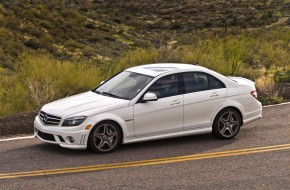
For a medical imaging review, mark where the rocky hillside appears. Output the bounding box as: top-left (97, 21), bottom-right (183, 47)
top-left (0, 0), bottom-right (289, 69)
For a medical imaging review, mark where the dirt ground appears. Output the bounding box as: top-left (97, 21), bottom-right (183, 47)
top-left (0, 112), bottom-right (37, 137)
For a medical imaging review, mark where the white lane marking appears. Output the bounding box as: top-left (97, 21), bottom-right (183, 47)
top-left (0, 101), bottom-right (289, 142)
top-left (0, 135), bottom-right (35, 142)
top-left (263, 101), bottom-right (290, 108)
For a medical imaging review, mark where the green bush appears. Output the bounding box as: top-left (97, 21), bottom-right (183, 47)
top-left (100, 48), bottom-right (159, 79)
top-left (65, 39), bottom-right (83, 49)
top-left (274, 69), bottom-right (290, 83)
top-left (258, 96), bottom-right (284, 106)
top-left (24, 38), bottom-right (42, 49)
top-left (0, 53), bottom-right (101, 116)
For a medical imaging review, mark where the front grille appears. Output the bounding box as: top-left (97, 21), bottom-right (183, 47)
top-left (37, 130), bottom-right (55, 142)
top-left (39, 111), bottom-right (61, 125)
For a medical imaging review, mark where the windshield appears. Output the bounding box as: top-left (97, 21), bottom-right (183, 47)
top-left (94, 71), bottom-right (153, 100)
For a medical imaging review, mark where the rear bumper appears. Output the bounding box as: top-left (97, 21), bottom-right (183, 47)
top-left (243, 101), bottom-right (262, 125)
top-left (34, 116), bottom-right (89, 150)
top-left (243, 113), bottom-right (262, 125)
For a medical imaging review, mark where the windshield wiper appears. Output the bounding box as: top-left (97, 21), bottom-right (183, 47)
top-left (93, 90), bottom-right (123, 99)
top-left (101, 91), bottom-right (122, 99)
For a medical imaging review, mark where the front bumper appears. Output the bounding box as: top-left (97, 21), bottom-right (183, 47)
top-left (34, 116), bottom-right (90, 150)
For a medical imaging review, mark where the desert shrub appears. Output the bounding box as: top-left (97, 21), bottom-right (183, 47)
top-left (238, 67), bottom-right (263, 81)
top-left (85, 22), bottom-right (97, 29)
top-left (0, 53), bottom-right (100, 116)
top-left (100, 48), bottom-right (159, 79)
top-left (256, 75), bottom-right (280, 98)
top-left (177, 38), bottom-right (249, 76)
top-left (65, 39), bottom-right (82, 49)
top-left (4, 16), bottom-right (20, 30)
top-left (259, 96), bottom-right (284, 105)
top-left (105, 37), bottom-right (251, 79)
top-left (60, 9), bottom-right (80, 19)
top-left (274, 69), bottom-right (290, 83)
top-left (104, 36), bottom-right (116, 41)
top-left (0, 75), bottom-right (28, 116)
top-left (0, 13), bottom-right (4, 25)
top-left (255, 75), bottom-right (284, 105)
top-left (223, 40), bottom-right (248, 75)
top-left (87, 35), bottom-right (101, 43)
top-left (147, 20), bottom-right (166, 29)
top-left (244, 29), bottom-right (290, 70)
top-left (22, 26), bottom-right (44, 38)
top-left (24, 38), bottom-right (42, 49)
top-left (0, 5), bottom-right (5, 14)
top-left (82, 46), bottom-right (95, 56)
top-left (169, 22), bottom-right (183, 30)
top-left (111, 18), bottom-right (122, 24)
top-left (39, 20), bottom-right (54, 29)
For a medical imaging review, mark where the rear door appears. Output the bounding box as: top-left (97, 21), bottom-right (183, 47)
top-left (182, 72), bottom-right (226, 130)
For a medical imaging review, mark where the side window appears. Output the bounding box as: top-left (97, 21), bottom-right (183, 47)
top-left (183, 72), bottom-right (209, 93)
top-left (183, 72), bottom-right (226, 93)
top-left (208, 75), bottom-right (225, 89)
top-left (147, 74), bottom-right (179, 98)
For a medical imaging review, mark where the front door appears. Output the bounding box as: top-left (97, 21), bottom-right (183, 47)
top-left (133, 74), bottom-right (183, 136)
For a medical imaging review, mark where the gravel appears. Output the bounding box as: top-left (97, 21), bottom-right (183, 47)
top-left (0, 112), bottom-right (37, 137)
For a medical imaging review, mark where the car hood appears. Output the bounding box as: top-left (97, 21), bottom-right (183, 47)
top-left (41, 91), bottom-right (130, 118)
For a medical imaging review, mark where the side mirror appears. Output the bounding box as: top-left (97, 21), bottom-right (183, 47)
top-left (100, 81), bottom-right (105, 85)
top-left (143, 92), bottom-right (158, 102)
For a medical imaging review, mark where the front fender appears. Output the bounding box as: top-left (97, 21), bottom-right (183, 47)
top-left (86, 106), bottom-right (134, 142)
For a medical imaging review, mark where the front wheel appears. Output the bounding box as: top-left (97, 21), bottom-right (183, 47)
top-left (88, 121), bottom-right (121, 153)
top-left (212, 109), bottom-right (242, 139)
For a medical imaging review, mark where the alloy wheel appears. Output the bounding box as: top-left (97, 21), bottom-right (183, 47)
top-left (93, 124), bottom-right (119, 152)
top-left (217, 111), bottom-right (240, 138)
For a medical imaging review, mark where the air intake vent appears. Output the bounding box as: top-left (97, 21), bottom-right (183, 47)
top-left (37, 130), bottom-right (55, 142)
top-left (39, 111), bottom-right (62, 125)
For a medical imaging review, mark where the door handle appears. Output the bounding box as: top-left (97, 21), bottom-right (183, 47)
top-left (170, 100), bottom-right (180, 105)
top-left (210, 93), bottom-right (220, 97)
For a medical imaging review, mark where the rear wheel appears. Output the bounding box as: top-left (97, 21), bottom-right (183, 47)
top-left (88, 121), bottom-right (121, 153)
top-left (212, 109), bottom-right (241, 139)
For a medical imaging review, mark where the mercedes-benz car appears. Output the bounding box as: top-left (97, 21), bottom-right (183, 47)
top-left (34, 63), bottom-right (262, 153)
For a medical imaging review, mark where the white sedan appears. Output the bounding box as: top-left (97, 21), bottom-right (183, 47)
top-left (34, 63), bottom-right (262, 153)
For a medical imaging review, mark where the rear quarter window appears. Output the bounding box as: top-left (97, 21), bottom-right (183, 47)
top-left (208, 75), bottom-right (226, 89)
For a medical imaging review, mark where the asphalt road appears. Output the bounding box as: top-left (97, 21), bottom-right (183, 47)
top-left (0, 104), bottom-right (290, 190)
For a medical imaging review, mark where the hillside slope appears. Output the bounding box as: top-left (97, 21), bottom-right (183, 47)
top-left (0, 0), bottom-right (289, 69)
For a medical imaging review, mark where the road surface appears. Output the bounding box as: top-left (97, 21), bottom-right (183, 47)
top-left (0, 104), bottom-right (290, 189)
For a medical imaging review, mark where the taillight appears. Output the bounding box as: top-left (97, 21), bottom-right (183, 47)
top-left (251, 90), bottom-right (257, 99)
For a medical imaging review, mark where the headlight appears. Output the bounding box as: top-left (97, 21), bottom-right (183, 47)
top-left (62, 116), bottom-right (87, 127)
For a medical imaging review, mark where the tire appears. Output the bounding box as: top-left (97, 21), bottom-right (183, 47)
top-left (88, 121), bottom-right (122, 153)
top-left (212, 108), bottom-right (242, 140)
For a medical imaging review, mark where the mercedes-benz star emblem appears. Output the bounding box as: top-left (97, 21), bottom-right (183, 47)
top-left (43, 114), bottom-right (48, 123)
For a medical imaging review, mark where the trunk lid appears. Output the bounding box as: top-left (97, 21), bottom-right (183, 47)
top-left (228, 76), bottom-right (256, 89)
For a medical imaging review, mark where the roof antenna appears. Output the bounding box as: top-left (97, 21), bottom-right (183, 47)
top-left (193, 62), bottom-right (199, 66)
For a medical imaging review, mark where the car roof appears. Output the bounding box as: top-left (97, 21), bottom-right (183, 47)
top-left (126, 63), bottom-right (209, 77)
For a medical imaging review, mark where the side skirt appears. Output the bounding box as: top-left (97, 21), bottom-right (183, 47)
top-left (123, 127), bottom-right (212, 144)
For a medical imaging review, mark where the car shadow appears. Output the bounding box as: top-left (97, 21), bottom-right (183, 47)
top-left (2, 133), bottom-right (238, 168)
top-left (31, 133), bottom-right (235, 157)
top-left (0, 133), bottom-right (239, 172)
top-left (118, 133), bottom-right (236, 156)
